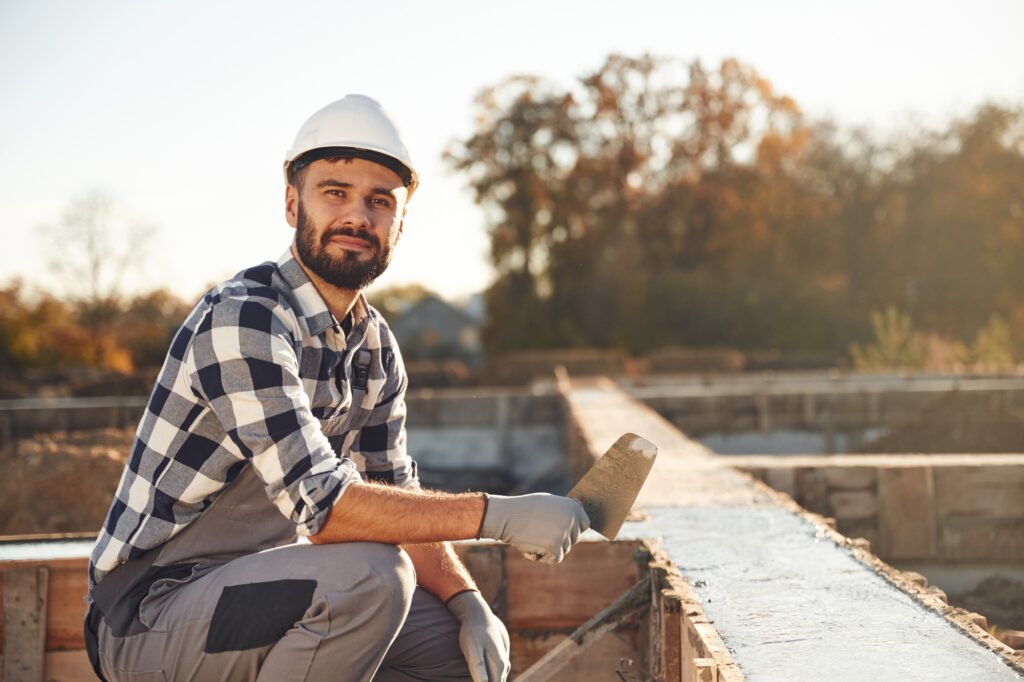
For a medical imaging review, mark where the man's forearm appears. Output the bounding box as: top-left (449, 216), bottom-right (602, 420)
top-left (309, 482), bottom-right (486, 545)
top-left (402, 542), bottom-right (477, 602)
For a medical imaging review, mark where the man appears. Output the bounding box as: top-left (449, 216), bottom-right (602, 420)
top-left (85, 95), bottom-right (589, 682)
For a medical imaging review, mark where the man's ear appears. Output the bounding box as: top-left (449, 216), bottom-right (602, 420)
top-left (394, 206), bottom-right (407, 245)
top-left (285, 184), bottom-right (299, 229)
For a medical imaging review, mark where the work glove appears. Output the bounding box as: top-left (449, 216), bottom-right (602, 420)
top-left (479, 493), bottom-right (590, 564)
top-left (447, 590), bottom-right (511, 682)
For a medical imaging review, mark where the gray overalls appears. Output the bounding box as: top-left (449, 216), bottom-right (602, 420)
top-left (85, 464), bottom-right (471, 681)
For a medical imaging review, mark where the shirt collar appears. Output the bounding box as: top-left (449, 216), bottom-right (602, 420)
top-left (275, 248), bottom-right (371, 337)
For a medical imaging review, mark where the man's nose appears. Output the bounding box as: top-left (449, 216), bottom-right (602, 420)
top-left (339, 203), bottom-right (371, 229)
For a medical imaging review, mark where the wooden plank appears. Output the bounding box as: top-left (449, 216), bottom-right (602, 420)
top-left (509, 630), bottom-right (570, 674)
top-left (3, 566), bottom-right (49, 682)
top-left (938, 518), bottom-right (1024, 562)
top-left (0, 558), bottom-right (89, 652)
top-left (879, 466), bottom-right (936, 560)
top-left (509, 628), bottom-right (638, 680)
top-left (822, 466), bottom-right (876, 490)
top-left (827, 490), bottom-right (878, 521)
top-left (683, 618), bottom-right (710, 682)
top-left (506, 541), bottom-right (640, 629)
top-left (692, 657), bottom-right (718, 682)
top-left (933, 464), bottom-right (1024, 518)
top-left (517, 576), bottom-right (649, 682)
top-left (45, 563), bottom-right (89, 651)
top-left (660, 589), bottom-right (683, 682)
top-left (647, 558), bottom-right (675, 679)
top-left (45, 650), bottom-right (94, 682)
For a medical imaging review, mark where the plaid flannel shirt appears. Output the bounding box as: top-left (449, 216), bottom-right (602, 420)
top-left (89, 249), bottom-right (417, 590)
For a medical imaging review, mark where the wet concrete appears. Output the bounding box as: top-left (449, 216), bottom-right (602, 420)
top-left (622, 506), bottom-right (1022, 681)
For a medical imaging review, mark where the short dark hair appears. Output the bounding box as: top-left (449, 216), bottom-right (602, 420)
top-left (287, 146), bottom-right (414, 189)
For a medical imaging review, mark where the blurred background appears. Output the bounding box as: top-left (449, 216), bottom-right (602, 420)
top-left (2, 0), bottom-right (1024, 650)
top-left (2, 0), bottom-right (1023, 390)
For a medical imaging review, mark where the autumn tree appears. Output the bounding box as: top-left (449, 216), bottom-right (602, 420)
top-left (448, 55), bottom-right (814, 353)
top-left (451, 53), bottom-right (1024, 363)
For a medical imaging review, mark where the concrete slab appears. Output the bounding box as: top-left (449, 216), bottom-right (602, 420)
top-left (622, 507), bottom-right (1022, 681)
top-left (565, 379), bottom-right (762, 507)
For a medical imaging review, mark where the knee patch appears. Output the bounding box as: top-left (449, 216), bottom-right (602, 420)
top-left (204, 579), bottom-right (317, 653)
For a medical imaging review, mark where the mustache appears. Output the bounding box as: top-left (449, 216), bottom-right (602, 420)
top-left (320, 226), bottom-right (381, 251)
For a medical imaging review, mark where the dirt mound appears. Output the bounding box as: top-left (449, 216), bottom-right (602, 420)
top-left (0, 428), bottom-right (133, 535)
top-left (858, 391), bottom-right (1024, 453)
top-left (951, 575), bottom-right (1024, 631)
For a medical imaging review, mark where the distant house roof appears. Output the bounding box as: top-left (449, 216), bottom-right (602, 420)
top-left (391, 294), bottom-right (477, 329)
top-left (389, 295), bottom-right (481, 360)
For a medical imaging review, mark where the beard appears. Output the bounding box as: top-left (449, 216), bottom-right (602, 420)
top-left (294, 202), bottom-right (394, 290)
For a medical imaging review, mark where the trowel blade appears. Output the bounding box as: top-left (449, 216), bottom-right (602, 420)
top-left (568, 433), bottom-right (657, 540)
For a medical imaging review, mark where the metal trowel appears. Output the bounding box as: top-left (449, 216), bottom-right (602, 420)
top-left (568, 433), bottom-right (658, 540)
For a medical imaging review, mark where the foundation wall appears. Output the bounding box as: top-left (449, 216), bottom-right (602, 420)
top-left (732, 454), bottom-right (1024, 563)
top-left (630, 379), bottom-right (1024, 439)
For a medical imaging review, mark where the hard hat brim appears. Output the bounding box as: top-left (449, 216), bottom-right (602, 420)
top-left (285, 146), bottom-right (417, 189)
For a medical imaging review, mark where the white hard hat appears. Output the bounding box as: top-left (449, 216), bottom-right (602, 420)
top-left (284, 94), bottom-right (418, 193)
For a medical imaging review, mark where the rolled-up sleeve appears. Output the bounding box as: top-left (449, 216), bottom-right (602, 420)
top-left (350, 332), bottom-right (419, 490)
top-left (187, 295), bottom-right (361, 536)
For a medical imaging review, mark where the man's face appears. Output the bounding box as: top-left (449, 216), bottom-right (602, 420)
top-left (286, 157), bottom-right (408, 291)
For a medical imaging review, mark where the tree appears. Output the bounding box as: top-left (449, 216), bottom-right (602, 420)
top-left (39, 190), bottom-right (156, 367)
top-left (448, 55), bottom-right (811, 353)
top-left (450, 53), bottom-right (1024, 363)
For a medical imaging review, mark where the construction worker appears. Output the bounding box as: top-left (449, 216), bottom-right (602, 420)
top-left (84, 94), bottom-right (590, 682)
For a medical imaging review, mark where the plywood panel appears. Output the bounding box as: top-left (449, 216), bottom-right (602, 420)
top-left (45, 563), bottom-right (89, 651)
top-left (506, 541), bottom-right (640, 629)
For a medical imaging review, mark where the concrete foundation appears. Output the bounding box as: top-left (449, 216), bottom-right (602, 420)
top-left (731, 453), bottom-right (1024, 564)
top-left (4, 374), bottom-right (1024, 679)
top-left (563, 377), bottom-right (1023, 680)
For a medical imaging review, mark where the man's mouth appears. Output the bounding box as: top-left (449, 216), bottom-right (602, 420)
top-left (325, 234), bottom-right (375, 253)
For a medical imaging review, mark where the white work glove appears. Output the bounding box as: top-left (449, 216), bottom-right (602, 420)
top-left (479, 493), bottom-right (590, 564)
top-left (446, 590), bottom-right (511, 682)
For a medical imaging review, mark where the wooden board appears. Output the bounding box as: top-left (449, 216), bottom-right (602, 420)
top-left (3, 566), bottom-right (49, 682)
top-left (0, 557), bottom-right (88, 653)
top-left (506, 540), bottom-right (641, 629)
top-left (879, 466), bottom-right (936, 560)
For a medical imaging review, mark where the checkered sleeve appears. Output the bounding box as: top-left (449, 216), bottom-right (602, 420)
top-left (186, 294), bottom-right (361, 535)
top-left (351, 329), bottom-right (419, 490)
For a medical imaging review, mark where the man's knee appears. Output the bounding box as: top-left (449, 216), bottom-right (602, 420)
top-left (314, 542), bottom-right (415, 624)
top-left (363, 542), bottom-right (416, 616)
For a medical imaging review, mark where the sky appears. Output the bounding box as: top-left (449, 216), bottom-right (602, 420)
top-left (1, 0), bottom-right (1023, 304)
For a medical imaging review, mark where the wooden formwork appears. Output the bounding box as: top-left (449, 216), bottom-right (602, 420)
top-left (0, 538), bottom-right (649, 681)
top-left (0, 535), bottom-right (743, 681)
top-left (0, 552), bottom-right (93, 681)
top-left (463, 540), bottom-right (646, 677)
top-left (640, 544), bottom-right (742, 682)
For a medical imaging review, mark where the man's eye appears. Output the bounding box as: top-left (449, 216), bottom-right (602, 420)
top-left (370, 198), bottom-right (391, 208)
top-left (326, 189), bottom-right (345, 197)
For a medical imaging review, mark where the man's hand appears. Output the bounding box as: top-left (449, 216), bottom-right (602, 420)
top-left (446, 590), bottom-right (510, 682)
top-left (479, 493), bottom-right (590, 564)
